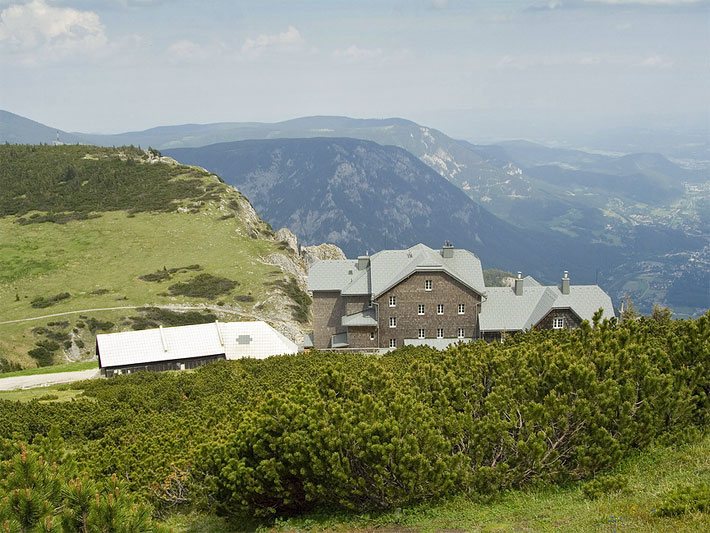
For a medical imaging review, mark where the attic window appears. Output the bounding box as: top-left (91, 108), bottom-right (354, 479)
top-left (389, 295), bottom-right (396, 307)
top-left (553, 317), bottom-right (565, 329)
top-left (425, 280), bottom-right (433, 291)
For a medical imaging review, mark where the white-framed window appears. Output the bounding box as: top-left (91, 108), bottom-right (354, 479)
top-left (458, 328), bottom-right (465, 339)
top-left (552, 317), bottom-right (565, 329)
top-left (437, 304), bottom-right (444, 315)
top-left (425, 279), bottom-right (433, 291)
top-left (418, 328), bottom-right (425, 339)
top-left (389, 316), bottom-right (397, 328)
top-left (437, 328), bottom-right (444, 339)
top-left (389, 295), bottom-right (396, 307)
top-left (369, 332), bottom-right (375, 341)
top-left (418, 304), bottom-right (425, 315)
top-left (458, 303), bottom-right (465, 315)
top-left (389, 338), bottom-right (396, 348)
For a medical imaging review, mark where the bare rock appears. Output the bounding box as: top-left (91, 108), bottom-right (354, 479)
top-left (274, 228), bottom-right (300, 255)
top-left (302, 243), bottom-right (346, 267)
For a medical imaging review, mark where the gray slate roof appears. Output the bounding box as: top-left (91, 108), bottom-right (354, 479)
top-left (479, 281), bottom-right (615, 332)
top-left (308, 243), bottom-right (486, 298)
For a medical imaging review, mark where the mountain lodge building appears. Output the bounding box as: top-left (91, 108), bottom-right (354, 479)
top-left (306, 243), bottom-right (615, 350)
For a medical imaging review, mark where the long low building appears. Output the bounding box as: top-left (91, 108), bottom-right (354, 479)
top-left (96, 321), bottom-right (297, 377)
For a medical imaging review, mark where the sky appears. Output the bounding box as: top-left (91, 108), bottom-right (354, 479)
top-left (0, 0), bottom-right (708, 143)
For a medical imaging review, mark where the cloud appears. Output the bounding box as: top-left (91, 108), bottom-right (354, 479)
top-left (0, 0), bottom-right (106, 63)
top-left (332, 45), bottom-right (383, 62)
top-left (241, 25), bottom-right (304, 55)
top-left (638, 54), bottom-right (674, 67)
top-left (495, 53), bottom-right (673, 69)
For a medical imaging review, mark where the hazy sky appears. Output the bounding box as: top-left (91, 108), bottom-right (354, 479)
top-left (1, 0), bottom-right (708, 142)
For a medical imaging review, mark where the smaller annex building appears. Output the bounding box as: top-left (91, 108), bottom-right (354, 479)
top-left (96, 321), bottom-right (297, 377)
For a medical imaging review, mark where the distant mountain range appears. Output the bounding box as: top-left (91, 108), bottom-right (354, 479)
top-left (166, 137), bottom-right (618, 281)
top-left (1, 110), bottom-right (707, 315)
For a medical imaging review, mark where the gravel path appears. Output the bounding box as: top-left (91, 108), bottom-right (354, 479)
top-left (0, 369), bottom-right (101, 391)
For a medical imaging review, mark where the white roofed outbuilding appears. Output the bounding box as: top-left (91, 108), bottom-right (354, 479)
top-left (96, 321), bottom-right (297, 376)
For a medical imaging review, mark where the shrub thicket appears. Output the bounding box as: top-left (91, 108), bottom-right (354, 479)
top-left (168, 273), bottom-right (238, 299)
top-left (0, 145), bottom-right (216, 220)
top-left (30, 292), bottom-right (70, 308)
top-left (0, 312), bottom-right (707, 522)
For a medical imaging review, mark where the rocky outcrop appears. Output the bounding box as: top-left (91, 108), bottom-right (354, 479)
top-left (302, 243), bottom-right (346, 267)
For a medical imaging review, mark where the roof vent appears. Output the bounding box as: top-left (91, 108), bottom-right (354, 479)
top-left (514, 271), bottom-right (523, 296)
top-left (441, 240), bottom-right (454, 259)
top-left (561, 270), bottom-right (570, 295)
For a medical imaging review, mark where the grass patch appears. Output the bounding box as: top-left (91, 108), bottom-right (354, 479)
top-left (0, 386), bottom-right (85, 403)
top-left (168, 273), bottom-right (239, 299)
top-left (0, 360), bottom-right (98, 379)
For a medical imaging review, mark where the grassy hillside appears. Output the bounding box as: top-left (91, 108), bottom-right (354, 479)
top-left (0, 145), bottom-right (307, 369)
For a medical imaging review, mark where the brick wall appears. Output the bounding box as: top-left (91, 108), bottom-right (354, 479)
top-left (313, 292), bottom-right (371, 348)
top-left (375, 271), bottom-right (481, 349)
top-left (312, 291), bottom-right (345, 348)
top-left (347, 326), bottom-right (378, 348)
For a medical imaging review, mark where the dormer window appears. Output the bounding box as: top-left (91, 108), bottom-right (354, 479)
top-left (389, 295), bottom-right (396, 307)
top-left (425, 279), bottom-right (433, 291)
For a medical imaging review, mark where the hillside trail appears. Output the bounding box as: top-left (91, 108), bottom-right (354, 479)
top-left (0, 304), bottom-right (253, 326)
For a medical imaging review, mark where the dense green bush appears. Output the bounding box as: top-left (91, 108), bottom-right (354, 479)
top-left (28, 340), bottom-right (61, 366)
top-left (168, 273), bottom-right (238, 299)
top-left (582, 474), bottom-right (629, 500)
top-left (30, 292), bottom-right (70, 309)
top-left (656, 482), bottom-right (710, 517)
top-left (202, 313), bottom-right (710, 517)
top-left (0, 431), bottom-right (160, 531)
top-left (129, 307), bottom-right (218, 330)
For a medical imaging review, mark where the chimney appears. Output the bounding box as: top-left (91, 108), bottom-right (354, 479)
top-left (441, 240), bottom-right (454, 259)
top-left (357, 255), bottom-right (370, 270)
top-left (561, 270), bottom-right (570, 295)
top-left (514, 272), bottom-right (523, 296)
